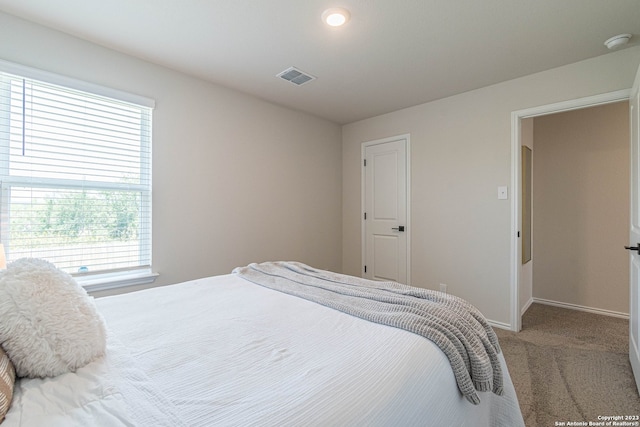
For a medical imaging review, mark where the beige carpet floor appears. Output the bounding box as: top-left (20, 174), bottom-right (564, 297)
top-left (494, 303), bottom-right (640, 427)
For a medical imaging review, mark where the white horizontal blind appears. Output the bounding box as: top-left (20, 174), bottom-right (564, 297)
top-left (0, 69), bottom-right (152, 276)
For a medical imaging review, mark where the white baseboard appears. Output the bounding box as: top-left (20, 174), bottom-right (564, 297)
top-left (487, 319), bottom-right (513, 331)
top-left (532, 298), bottom-right (629, 319)
top-left (521, 297), bottom-right (534, 316)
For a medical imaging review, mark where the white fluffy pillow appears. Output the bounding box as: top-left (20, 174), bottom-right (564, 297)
top-left (0, 258), bottom-right (107, 378)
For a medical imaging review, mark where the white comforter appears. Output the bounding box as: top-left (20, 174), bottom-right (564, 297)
top-left (4, 273), bottom-right (525, 426)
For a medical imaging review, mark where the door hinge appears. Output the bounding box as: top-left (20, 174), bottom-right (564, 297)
top-left (364, 159), bottom-right (367, 167)
top-left (364, 265), bottom-right (367, 273)
top-left (517, 231), bottom-right (520, 237)
top-left (364, 212), bottom-right (367, 220)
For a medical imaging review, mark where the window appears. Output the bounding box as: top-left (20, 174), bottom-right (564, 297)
top-left (0, 61), bottom-right (154, 289)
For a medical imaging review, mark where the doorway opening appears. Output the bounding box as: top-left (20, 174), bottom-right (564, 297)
top-left (510, 90), bottom-right (631, 332)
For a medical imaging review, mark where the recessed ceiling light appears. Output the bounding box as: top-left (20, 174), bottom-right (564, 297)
top-left (322, 8), bottom-right (350, 27)
top-left (604, 34), bottom-right (632, 50)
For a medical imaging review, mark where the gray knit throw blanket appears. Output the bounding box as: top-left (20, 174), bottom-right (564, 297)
top-left (233, 261), bottom-right (503, 404)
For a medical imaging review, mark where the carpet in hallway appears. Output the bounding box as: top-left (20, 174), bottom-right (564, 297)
top-left (494, 303), bottom-right (640, 427)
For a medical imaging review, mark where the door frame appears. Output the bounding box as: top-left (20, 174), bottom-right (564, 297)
top-left (361, 134), bottom-right (411, 284)
top-left (510, 89), bottom-right (631, 332)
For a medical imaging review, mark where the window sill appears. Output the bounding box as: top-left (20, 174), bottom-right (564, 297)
top-left (76, 269), bottom-right (159, 293)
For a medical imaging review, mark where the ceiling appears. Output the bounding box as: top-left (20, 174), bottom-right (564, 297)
top-left (0, 0), bottom-right (639, 124)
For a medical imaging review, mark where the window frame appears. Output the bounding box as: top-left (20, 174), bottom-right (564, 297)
top-left (0, 59), bottom-right (156, 292)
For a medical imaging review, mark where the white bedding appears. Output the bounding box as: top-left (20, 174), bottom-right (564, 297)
top-left (4, 273), bottom-right (525, 426)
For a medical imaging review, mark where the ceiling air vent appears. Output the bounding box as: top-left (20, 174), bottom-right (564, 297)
top-left (277, 67), bottom-right (316, 86)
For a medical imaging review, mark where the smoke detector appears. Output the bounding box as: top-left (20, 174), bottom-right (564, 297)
top-left (604, 34), bottom-right (632, 50)
top-left (276, 67), bottom-right (316, 86)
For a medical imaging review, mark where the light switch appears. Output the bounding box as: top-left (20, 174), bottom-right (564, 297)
top-left (498, 186), bottom-right (508, 200)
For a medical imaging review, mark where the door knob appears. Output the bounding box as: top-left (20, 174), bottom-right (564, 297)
top-left (392, 226), bottom-right (405, 232)
top-left (625, 244), bottom-right (640, 255)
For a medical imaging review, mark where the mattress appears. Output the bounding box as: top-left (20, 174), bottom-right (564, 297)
top-left (4, 272), bottom-right (525, 426)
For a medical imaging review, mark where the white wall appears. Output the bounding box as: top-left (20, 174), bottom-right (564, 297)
top-left (343, 46), bottom-right (640, 326)
top-left (0, 12), bottom-right (343, 292)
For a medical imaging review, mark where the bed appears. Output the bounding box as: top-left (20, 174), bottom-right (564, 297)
top-left (1, 261), bottom-right (524, 426)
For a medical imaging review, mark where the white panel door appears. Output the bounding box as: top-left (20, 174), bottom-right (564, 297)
top-left (363, 137), bottom-right (409, 283)
top-left (628, 63), bottom-right (640, 394)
